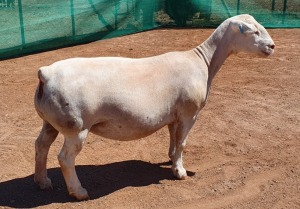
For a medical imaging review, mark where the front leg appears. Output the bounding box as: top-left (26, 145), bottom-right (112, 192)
top-left (171, 118), bottom-right (195, 180)
top-left (168, 123), bottom-right (177, 162)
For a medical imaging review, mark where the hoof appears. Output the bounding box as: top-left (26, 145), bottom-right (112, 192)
top-left (34, 176), bottom-right (53, 190)
top-left (69, 187), bottom-right (90, 201)
top-left (172, 166), bottom-right (187, 180)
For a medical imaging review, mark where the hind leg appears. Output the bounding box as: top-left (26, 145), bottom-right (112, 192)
top-left (58, 129), bottom-right (89, 201)
top-left (171, 118), bottom-right (195, 180)
top-left (34, 121), bottom-right (59, 189)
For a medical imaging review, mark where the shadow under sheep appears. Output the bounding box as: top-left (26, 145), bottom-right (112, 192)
top-left (0, 160), bottom-right (195, 208)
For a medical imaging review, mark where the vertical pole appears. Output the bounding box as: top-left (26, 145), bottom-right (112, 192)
top-left (282, 0), bottom-right (287, 24)
top-left (18, 0), bottom-right (25, 47)
top-left (114, 0), bottom-right (118, 29)
top-left (237, 0), bottom-right (240, 15)
top-left (70, 0), bottom-right (75, 38)
top-left (271, 0), bottom-right (275, 14)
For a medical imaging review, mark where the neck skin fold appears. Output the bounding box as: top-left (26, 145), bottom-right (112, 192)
top-left (194, 22), bottom-right (234, 101)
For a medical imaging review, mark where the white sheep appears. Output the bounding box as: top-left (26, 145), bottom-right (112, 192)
top-left (34, 14), bottom-right (275, 200)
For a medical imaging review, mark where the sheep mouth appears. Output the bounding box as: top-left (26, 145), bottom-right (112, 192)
top-left (262, 51), bottom-right (271, 56)
top-left (261, 49), bottom-right (274, 56)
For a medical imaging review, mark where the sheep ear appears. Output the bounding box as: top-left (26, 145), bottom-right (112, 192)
top-left (231, 20), bottom-right (256, 34)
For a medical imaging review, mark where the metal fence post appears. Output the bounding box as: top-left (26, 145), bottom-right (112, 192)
top-left (70, 0), bottom-right (76, 38)
top-left (18, 0), bottom-right (25, 47)
top-left (272, 0), bottom-right (275, 14)
top-left (282, 0), bottom-right (287, 24)
top-left (237, 0), bottom-right (240, 15)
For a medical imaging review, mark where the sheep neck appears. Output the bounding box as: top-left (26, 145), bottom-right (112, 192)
top-left (194, 23), bottom-right (233, 101)
top-left (198, 26), bottom-right (233, 81)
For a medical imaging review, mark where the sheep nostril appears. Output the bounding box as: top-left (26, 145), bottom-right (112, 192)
top-left (269, 44), bottom-right (275, 49)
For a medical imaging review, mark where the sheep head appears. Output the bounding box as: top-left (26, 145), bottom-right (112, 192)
top-left (228, 14), bottom-right (275, 57)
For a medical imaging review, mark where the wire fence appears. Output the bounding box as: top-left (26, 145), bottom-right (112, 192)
top-left (0, 0), bottom-right (299, 59)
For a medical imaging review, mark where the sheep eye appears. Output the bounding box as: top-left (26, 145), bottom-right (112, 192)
top-left (254, 31), bottom-right (260, 35)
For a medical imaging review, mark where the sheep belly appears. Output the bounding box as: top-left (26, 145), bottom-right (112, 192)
top-left (90, 118), bottom-right (169, 141)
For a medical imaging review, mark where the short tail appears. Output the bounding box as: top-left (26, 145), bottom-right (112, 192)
top-left (36, 67), bottom-right (48, 100)
top-left (37, 79), bottom-right (44, 100)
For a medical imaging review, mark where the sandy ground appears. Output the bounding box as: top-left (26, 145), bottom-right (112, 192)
top-left (0, 28), bottom-right (299, 209)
